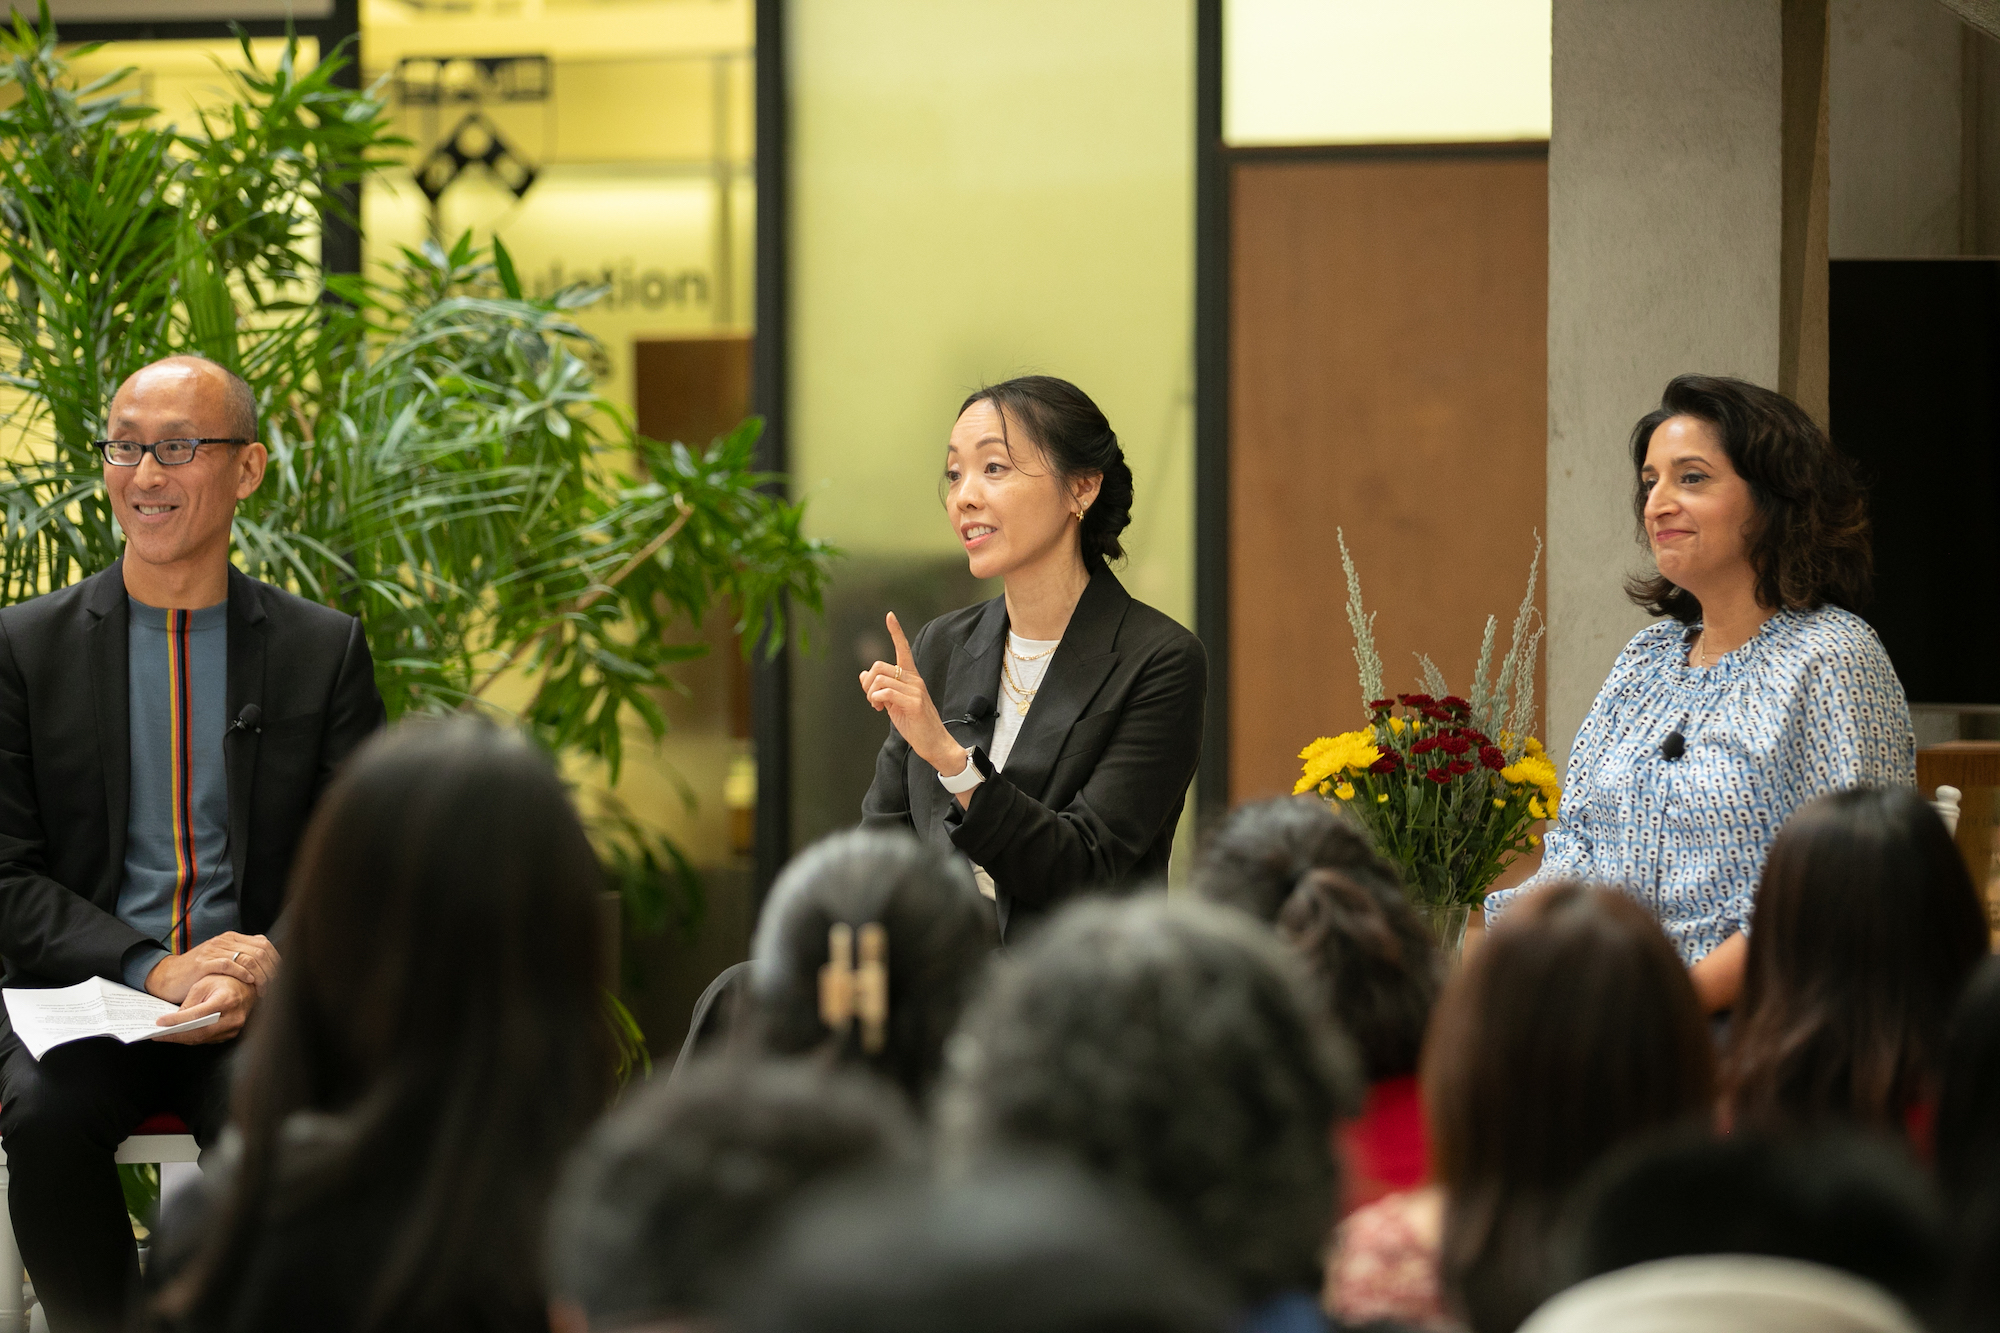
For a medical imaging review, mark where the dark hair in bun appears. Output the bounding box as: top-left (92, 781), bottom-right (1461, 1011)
top-left (957, 375), bottom-right (1134, 571)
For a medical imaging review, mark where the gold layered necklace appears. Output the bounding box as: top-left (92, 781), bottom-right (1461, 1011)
top-left (1001, 640), bottom-right (1057, 716)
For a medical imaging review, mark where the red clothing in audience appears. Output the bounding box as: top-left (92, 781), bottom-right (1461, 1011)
top-left (1341, 1074), bottom-right (1430, 1213)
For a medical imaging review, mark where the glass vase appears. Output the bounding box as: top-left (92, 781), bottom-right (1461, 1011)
top-left (1419, 902), bottom-right (1472, 959)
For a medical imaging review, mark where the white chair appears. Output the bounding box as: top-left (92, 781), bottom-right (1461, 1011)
top-left (0, 1114), bottom-right (200, 1330)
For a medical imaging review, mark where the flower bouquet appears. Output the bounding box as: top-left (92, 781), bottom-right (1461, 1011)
top-left (1295, 533), bottom-right (1560, 937)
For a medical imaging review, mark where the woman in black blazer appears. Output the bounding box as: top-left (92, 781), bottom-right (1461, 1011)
top-left (859, 375), bottom-right (1206, 940)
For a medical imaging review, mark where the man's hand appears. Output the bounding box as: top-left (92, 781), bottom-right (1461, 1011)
top-left (154, 972), bottom-right (256, 1044)
top-left (143, 931), bottom-right (280, 1004)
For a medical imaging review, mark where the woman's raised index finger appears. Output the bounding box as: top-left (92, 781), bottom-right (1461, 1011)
top-left (887, 612), bottom-right (915, 669)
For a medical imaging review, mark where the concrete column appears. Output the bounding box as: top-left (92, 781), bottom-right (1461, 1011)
top-left (1546, 0), bottom-right (1830, 766)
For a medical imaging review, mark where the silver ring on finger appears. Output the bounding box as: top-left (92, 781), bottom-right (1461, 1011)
top-left (232, 951), bottom-right (241, 963)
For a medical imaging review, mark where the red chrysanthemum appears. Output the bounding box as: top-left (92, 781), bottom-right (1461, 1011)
top-left (1463, 729), bottom-right (1492, 747)
top-left (1368, 698), bottom-right (1396, 712)
top-left (1411, 737), bottom-right (1440, 755)
top-left (1441, 695), bottom-right (1471, 713)
top-left (1438, 735), bottom-right (1471, 756)
top-left (1479, 745), bottom-right (1507, 771)
top-left (1426, 766), bottom-right (1452, 784)
top-left (1448, 759), bottom-right (1474, 776)
top-left (1401, 693), bottom-right (1436, 709)
top-left (1369, 753), bottom-right (1400, 775)
top-left (1421, 706), bottom-right (1452, 722)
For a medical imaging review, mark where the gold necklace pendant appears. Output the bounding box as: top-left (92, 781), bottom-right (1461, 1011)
top-left (1002, 653), bottom-right (1039, 715)
top-left (1008, 641), bottom-right (1058, 664)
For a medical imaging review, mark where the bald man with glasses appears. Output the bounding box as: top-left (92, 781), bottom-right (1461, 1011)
top-left (0, 355), bottom-right (384, 1330)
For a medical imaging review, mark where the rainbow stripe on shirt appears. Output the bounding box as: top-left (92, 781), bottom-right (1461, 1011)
top-left (165, 608), bottom-right (195, 953)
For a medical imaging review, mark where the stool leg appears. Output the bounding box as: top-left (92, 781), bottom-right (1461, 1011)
top-left (0, 1148), bottom-right (24, 1331)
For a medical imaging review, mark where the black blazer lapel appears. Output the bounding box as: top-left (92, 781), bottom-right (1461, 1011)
top-left (938, 597), bottom-right (1006, 759)
top-left (991, 570), bottom-right (1129, 802)
top-left (224, 568), bottom-right (268, 895)
top-left (85, 563), bottom-right (130, 882)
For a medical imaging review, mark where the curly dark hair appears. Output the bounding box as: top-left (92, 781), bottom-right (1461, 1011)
top-left (955, 375), bottom-right (1134, 571)
top-left (546, 1057), bottom-right (917, 1326)
top-left (1195, 798), bottom-right (1438, 1082)
top-left (938, 896), bottom-right (1363, 1302)
top-left (1724, 787), bottom-right (1988, 1136)
top-left (748, 829), bottom-right (998, 1106)
top-left (1624, 373), bottom-right (1872, 622)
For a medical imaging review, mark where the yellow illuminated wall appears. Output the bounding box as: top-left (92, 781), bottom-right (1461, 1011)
top-left (1225, 0), bottom-right (1551, 145)
top-left (787, 0), bottom-right (1196, 868)
top-left (362, 0), bottom-right (753, 410)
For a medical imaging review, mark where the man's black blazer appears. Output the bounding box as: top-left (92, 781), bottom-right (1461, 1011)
top-left (0, 560), bottom-right (384, 1020)
top-left (861, 568), bottom-right (1206, 940)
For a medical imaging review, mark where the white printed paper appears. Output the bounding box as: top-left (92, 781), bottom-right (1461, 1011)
top-left (4, 977), bottom-right (220, 1060)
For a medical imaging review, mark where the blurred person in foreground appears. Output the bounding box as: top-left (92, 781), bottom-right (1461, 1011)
top-left (1196, 797), bottom-right (1440, 1210)
top-left (939, 896), bottom-right (1367, 1333)
top-left (1935, 955), bottom-right (2000, 1333)
top-left (1482, 375), bottom-right (1912, 1015)
top-left (733, 1158), bottom-right (1231, 1333)
top-left (546, 1058), bottom-right (916, 1333)
top-left (1530, 1129), bottom-right (1946, 1333)
top-left (0, 354), bottom-right (383, 1332)
top-left (1723, 787), bottom-right (1987, 1147)
top-left (745, 827), bottom-right (995, 1110)
top-left (149, 719), bottom-right (612, 1333)
top-left (1329, 882), bottom-right (1715, 1333)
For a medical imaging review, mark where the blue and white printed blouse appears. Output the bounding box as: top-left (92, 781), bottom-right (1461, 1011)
top-left (1483, 606), bottom-right (1915, 962)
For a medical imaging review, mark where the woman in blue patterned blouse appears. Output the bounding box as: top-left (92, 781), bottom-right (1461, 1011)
top-left (1483, 374), bottom-right (1914, 1015)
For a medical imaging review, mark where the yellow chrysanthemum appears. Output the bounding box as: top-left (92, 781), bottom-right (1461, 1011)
top-left (1524, 735), bottom-right (1547, 759)
top-left (1376, 793), bottom-right (1389, 804)
top-left (1501, 754), bottom-right (1557, 790)
top-left (1387, 717), bottom-right (1406, 735)
top-left (1492, 797), bottom-right (1506, 809)
top-left (1335, 782), bottom-right (1355, 801)
top-left (1294, 730), bottom-right (1383, 795)
top-left (1529, 833), bottom-right (1541, 847)
top-left (1528, 796), bottom-right (1545, 820)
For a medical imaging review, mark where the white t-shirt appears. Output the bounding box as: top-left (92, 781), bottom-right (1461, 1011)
top-left (972, 632), bottom-right (1061, 900)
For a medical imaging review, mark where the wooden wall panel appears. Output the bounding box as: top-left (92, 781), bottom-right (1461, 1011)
top-left (1229, 154), bottom-right (1548, 802)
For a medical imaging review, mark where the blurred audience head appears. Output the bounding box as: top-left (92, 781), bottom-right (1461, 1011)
top-left (1936, 955), bottom-right (2000, 1333)
top-left (1520, 1257), bottom-right (1926, 1333)
top-left (1426, 881), bottom-right (1714, 1333)
top-left (939, 895), bottom-right (1362, 1306)
top-left (1195, 795), bottom-right (1401, 920)
top-left (546, 1058), bottom-right (917, 1333)
top-left (161, 717), bottom-right (614, 1328)
top-left (748, 828), bottom-right (996, 1105)
top-left (732, 1157), bottom-right (1230, 1333)
top-left (1555, 1129), bottom-right (1948, 1328)
top-left (1195, 799), bottom-right (1436, 1083)
top-left (1725, 787), bottom-right (1987, 1136)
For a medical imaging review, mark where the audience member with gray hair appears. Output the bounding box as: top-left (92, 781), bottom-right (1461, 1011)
top-left (939, 896), bottom-right (1364, 1331)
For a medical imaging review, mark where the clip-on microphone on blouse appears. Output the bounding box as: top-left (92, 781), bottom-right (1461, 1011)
top-left (1660, 720), bottom-right (1687, 761)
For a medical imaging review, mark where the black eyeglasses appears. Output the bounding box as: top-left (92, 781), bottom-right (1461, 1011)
top-left (94, 438), bottom-right (249, 467)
